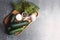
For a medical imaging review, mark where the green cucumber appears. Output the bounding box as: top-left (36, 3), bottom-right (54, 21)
top-left (9, 27), bottom-right (24, 34)
top-left (11, 21), bottom-right (29, 28)
top-left (7, 21), bottom-right (29, 35)
top-left (10, 15), bottom-right (16, 23)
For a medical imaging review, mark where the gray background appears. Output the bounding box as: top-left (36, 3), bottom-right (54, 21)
top-left (0, 0), bottom-right (60, 40)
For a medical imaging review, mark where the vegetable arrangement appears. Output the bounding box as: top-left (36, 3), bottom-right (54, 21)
top-left (4, 0), bottom-right (39, 35)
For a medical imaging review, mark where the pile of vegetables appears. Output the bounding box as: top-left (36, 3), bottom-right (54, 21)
top-left (5, 0), bottom-right (39, 35)
top-left (7, 14), bottom-right (30, 35)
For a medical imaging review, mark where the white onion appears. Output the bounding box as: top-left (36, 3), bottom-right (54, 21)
top-left (16, 14), bottom-right (22, 21)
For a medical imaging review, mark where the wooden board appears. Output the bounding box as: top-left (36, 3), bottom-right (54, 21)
top-left (3, 10), bottom-right (38, 36)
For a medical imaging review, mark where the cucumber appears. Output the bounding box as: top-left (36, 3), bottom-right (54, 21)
top-left (8, 27), bottom-right (24, 34)
top-left (7, 21), bottom-right (29, 34)
top-left (11, 21), bottom-right (29, 28)
top-left (10, 14), bottom-right (16, 23)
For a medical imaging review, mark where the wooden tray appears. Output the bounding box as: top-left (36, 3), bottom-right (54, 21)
top-left (3, 10), bottom-right (38, 36)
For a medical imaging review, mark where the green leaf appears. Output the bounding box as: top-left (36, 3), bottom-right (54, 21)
top-left (12, 1), bottom-right (40, 15)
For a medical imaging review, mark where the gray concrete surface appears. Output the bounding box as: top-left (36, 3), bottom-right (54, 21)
top-left (0, 0), bottom-right (60, 40)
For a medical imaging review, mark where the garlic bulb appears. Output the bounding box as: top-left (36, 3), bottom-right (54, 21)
top-left (16, 14), bottom-right (22, 21)
top-left (30, 14), bottom-right (36, 22)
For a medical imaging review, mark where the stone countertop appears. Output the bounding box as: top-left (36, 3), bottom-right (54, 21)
top-left (0, 0), bottom-right (60, 40)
